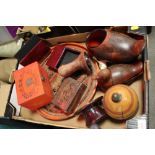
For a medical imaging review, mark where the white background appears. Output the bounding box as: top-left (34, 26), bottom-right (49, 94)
top-left (0, 130), bottom-right (155, 155)
top-left (0, 0), bottom-right (154, 155)
top-left (0, 0), bottom-right (154, 25)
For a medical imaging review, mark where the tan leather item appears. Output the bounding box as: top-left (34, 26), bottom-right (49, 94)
top-left (0, 80), bottom-right (11, 116)
top-left (0, 58), bottom-right (18, 83)
top-left (0, 38), bottom-right (23, 57)
top-left (103, 84), bottom-right (139, 120)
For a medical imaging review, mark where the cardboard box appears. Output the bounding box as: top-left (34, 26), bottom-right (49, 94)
top-left (2, 29), bottom-right (150, 129)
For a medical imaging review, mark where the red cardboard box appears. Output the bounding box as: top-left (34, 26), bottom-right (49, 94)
top-left (13, 62), bottom-right (53, 111)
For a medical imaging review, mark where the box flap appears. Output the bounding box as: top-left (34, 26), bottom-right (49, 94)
top-left (46, 32), bottom-right (89, 45)
top-left (0, 81), bottom-right (12, 116)
top-left (0, 58), bottom-right (18, 117)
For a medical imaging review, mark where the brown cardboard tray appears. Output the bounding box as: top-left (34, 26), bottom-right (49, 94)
top-left (3, 31), bottom-right (150, 129)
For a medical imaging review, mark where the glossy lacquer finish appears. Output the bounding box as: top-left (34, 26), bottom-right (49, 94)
top-left (96, 61), bottom-right (143, 90)
top-left (58, 52), bottom-right (91, 77)
top-left (79, 96), bottom-right (106, 128)
top-left (103, 84), bottom-right (139, 120)
top-left (86, 29), bottom-right (145, 63)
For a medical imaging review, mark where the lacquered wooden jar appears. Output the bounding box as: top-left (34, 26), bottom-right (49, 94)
top-left (103, 84), bottom-right (139, 120)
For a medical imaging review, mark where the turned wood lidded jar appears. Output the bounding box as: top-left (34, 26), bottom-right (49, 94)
top-left (103, 84), bottom-right (139, 120)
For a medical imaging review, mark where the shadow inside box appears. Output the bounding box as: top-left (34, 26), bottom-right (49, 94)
top-left (0, 118), bottom-right (67, 129)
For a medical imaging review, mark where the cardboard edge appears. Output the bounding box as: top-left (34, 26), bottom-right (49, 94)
top-left (46, 32), bottom-right (90, 45)
top-left (4, 61), bottom-right (19, 117)
top-left (12, 116), bottom-right (82, 129)
top-left (3, 29), bottom-right (150, 129)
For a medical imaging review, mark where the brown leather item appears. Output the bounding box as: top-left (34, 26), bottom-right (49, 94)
top-left (58, 52), bottom-right (91, 77)
top-left (103, 84), bottom-right (139, 120)
top-left (96, 61), bottom-right (143, 90)
top-left (86, 29), bottom-right (145, 63)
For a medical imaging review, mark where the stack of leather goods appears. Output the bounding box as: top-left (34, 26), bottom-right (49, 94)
top-left (6, 26), bottom-right (147, 129)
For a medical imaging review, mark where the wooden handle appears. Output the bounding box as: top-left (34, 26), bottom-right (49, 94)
top-left (58, 59), bottom-right (81, 77)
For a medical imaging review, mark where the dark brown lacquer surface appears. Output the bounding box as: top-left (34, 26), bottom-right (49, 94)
top-left (78, 96), bottom-right (107, 127)
top-left (96, 61), bottom-right (143, 90)
top-left (86, 29), bottom-right (145, 63)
